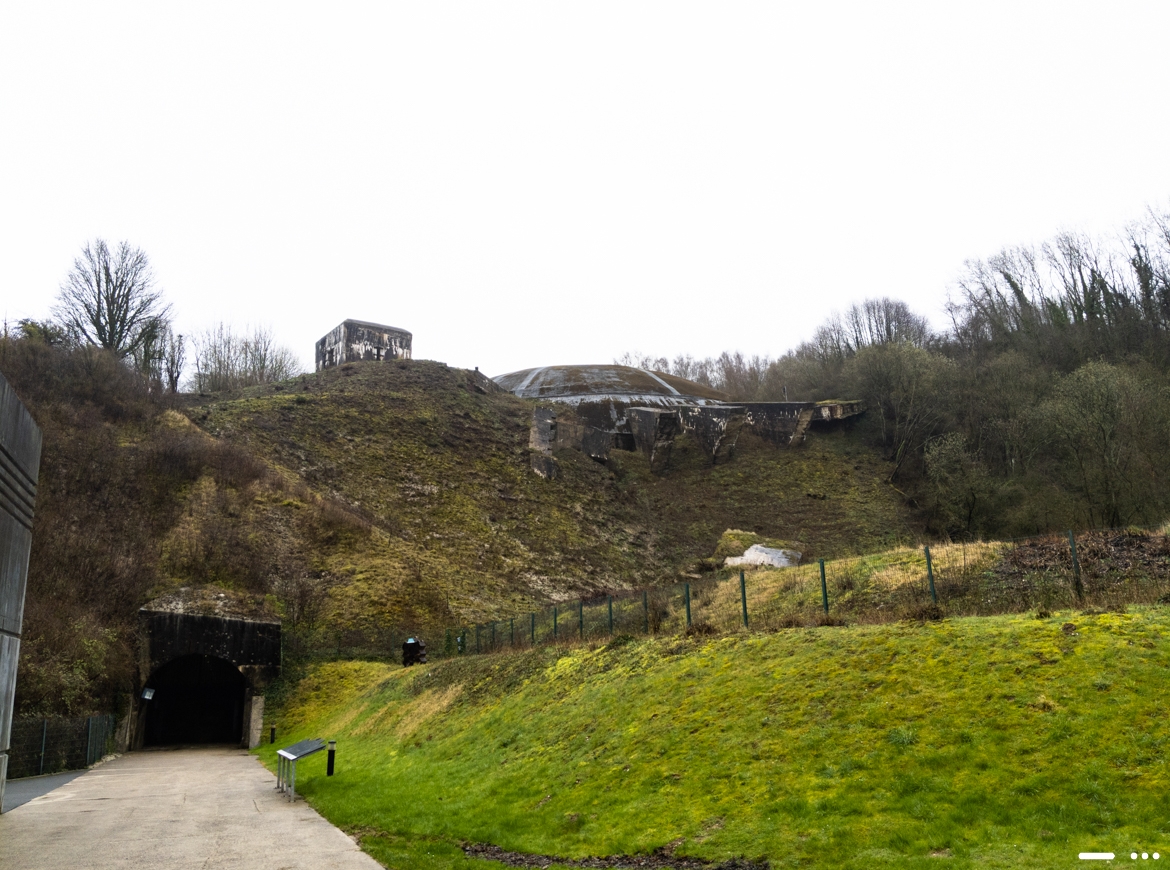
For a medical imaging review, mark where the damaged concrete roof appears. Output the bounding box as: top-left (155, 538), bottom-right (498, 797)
top-left (493, 364), bottom-right (729, 405)
top-left (140, 586), bottom-right (279, 623)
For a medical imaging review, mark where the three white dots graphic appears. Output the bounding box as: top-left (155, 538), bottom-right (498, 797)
top-left (1132, 854), bottom-right (1160, 860)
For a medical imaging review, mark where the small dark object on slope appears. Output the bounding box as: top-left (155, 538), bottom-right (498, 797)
top-left (463, 842), bottom-right (769, 870)
top-left (402, 637), bottom-right (427, 666)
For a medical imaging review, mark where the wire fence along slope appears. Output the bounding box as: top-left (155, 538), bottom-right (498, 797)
top-left (298, 528), bottom-right (1170, 664)
top-left (7, 714), bottom-right (116, 780)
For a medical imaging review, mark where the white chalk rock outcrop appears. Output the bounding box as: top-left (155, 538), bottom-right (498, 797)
top-left (724, 544), bottom-right (801, 568)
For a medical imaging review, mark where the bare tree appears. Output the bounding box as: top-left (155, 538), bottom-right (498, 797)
top-left (614, 350), bottom-right (671, 372)
top-left (162, 328), bottom-right (186, 394)
top-left (190, 323), bottom-right (301, 392)
top-left (53, 239), bottom-right (171, 359)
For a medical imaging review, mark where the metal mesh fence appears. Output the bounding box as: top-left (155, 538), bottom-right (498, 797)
top-left (296, 528), bottom-right (1170, 664)
top-left (7, 714), bottom-right (116, 779)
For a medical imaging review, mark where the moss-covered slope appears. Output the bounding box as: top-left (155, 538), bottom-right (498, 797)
top-left (260, 607), bottom-right (1170, 869)
top-left (189, 360), bottom-right (913, 630)
top-left (3, 339), bottom-right (913, 715)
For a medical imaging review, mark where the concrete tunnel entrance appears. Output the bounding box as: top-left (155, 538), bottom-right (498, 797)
top-left (143, 655), bottom-right (247, 745)
top-left (135, 599), bottom-right (281, 750)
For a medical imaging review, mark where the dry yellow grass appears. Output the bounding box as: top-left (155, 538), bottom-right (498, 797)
top-left (395, 684), bottom-right (462, 741)
top-left (689, 540), bottom-right (1006, 626)
top-left (323, 701), bottom-right (368, 735)
top-left (353, 683), bottom-right (463, 739)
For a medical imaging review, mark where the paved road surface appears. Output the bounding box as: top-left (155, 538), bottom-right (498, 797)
top-left (2, 770), bottom-right (87, 811)
top-left (0, 747), bottom-right (383, 869)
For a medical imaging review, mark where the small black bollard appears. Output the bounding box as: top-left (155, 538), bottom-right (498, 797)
top-left (327, 740), bottom-right (336, 776)
top-left (270, 725), bottom-right (276, 745)
top-left (740, 569), bottom-right (748, 628)
top-left (819, 559), bottom-right (829, 614)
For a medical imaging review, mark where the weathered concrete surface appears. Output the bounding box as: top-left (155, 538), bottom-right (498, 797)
top-left (530, 454), bottom-right (558, 479)
top-left (1, 770), bottom-right (85, 812)
top-left (627, 407), bottom-right (680, 469)
top-left (678, 405), bottom-right (746, 464)
top-left (740, 401), bottom-right (865, 445)
top-left (0, 368), bottom-right (43, 814)
top-left (495, 364), bottom-right (729, 404)
top-left (139, 608), bottom-right (282, 684)
top-left (316, 319), bottom-right (412, 370)
top-left (0, 748), bottom-right (382, 870)
top-left (529, 407), bottom-right (556, 455)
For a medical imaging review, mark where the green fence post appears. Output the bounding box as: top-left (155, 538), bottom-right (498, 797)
top-left (924, 545), bottom-right (937, 603)
top-left (643, 590), bottom-right (649, 634)
top-left (608, 596), bottom-right (614, 634)
top-left (685, 583), bottom-right (692, 627)
top-left (554, 607), bottom-right (558, 638)
top-left (39, 719), bottom-right (46, 775)
top-left (510, 617), bottom-right (515, 646)
top-left (531, 612), bottom-right (535, 644)
top-left (1069, 530), bottom-right (1084, 601)
top-left (819, 559), bottom-right (829, 614)
top-left (740, 569), bottom-right (748, 628)
top-left (445, 627), bottom-right (452, 655)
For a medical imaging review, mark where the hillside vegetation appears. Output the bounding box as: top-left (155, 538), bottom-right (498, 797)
top-left (1, 337), bottom-right (912, 717)
top-left (625, 204), bottom-right (1170, 541)
top-left (259, 606), bottom-right (1170, 869)
top-left (187, 360), bottom-right (911, 632)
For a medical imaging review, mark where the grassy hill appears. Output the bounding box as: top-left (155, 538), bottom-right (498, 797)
top-left (187, 359), bottom-right (913, 632)
top-left (258, 605), bottom-right (1170, 869)
top-left (2, 340), bottom-right (913, 716)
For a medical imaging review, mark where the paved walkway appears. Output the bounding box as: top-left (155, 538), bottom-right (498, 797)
top-left (2, 770), bottom-right (87, 812)
top-left (0, 747), bottom-right (383, 869)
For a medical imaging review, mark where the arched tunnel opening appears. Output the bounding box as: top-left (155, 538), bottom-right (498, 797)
top-left (143, 654), bottom-right (247, 746)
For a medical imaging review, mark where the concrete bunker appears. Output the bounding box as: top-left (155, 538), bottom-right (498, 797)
top-left (134, 593), bottom-right (280, 749)
top-left (315, 319), bottom-right (412, 370)
top-left (500, 364), bottom-right (865, 472)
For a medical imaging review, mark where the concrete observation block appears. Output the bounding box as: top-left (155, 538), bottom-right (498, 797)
top-left (316, 319), bottom-right (412, 370)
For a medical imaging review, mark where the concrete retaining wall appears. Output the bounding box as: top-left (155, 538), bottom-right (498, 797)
top-left (0, 369), bottom-right (42, 812)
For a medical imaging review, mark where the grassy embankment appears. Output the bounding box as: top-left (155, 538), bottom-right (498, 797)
top-left (3, 340), bottom-right (912, 715)
top-left (259, 606), bottom-right (1170, 869)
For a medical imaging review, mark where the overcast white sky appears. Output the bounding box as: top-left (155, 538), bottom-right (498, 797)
top-left (3, 3), bottom-right (1170, 377)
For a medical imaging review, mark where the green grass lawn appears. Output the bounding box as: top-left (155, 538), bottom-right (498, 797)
top-left (258, 608), bottom-right (1170, 868)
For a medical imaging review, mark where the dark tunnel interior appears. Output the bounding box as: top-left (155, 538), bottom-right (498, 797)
top-left (143, 654), bottom-right (246, 745)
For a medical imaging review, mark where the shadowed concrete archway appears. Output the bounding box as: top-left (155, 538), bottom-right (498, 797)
top-left (133, 592), bottom-right (281, 750)
top-left (143, 654), bottom-right (247, 745)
